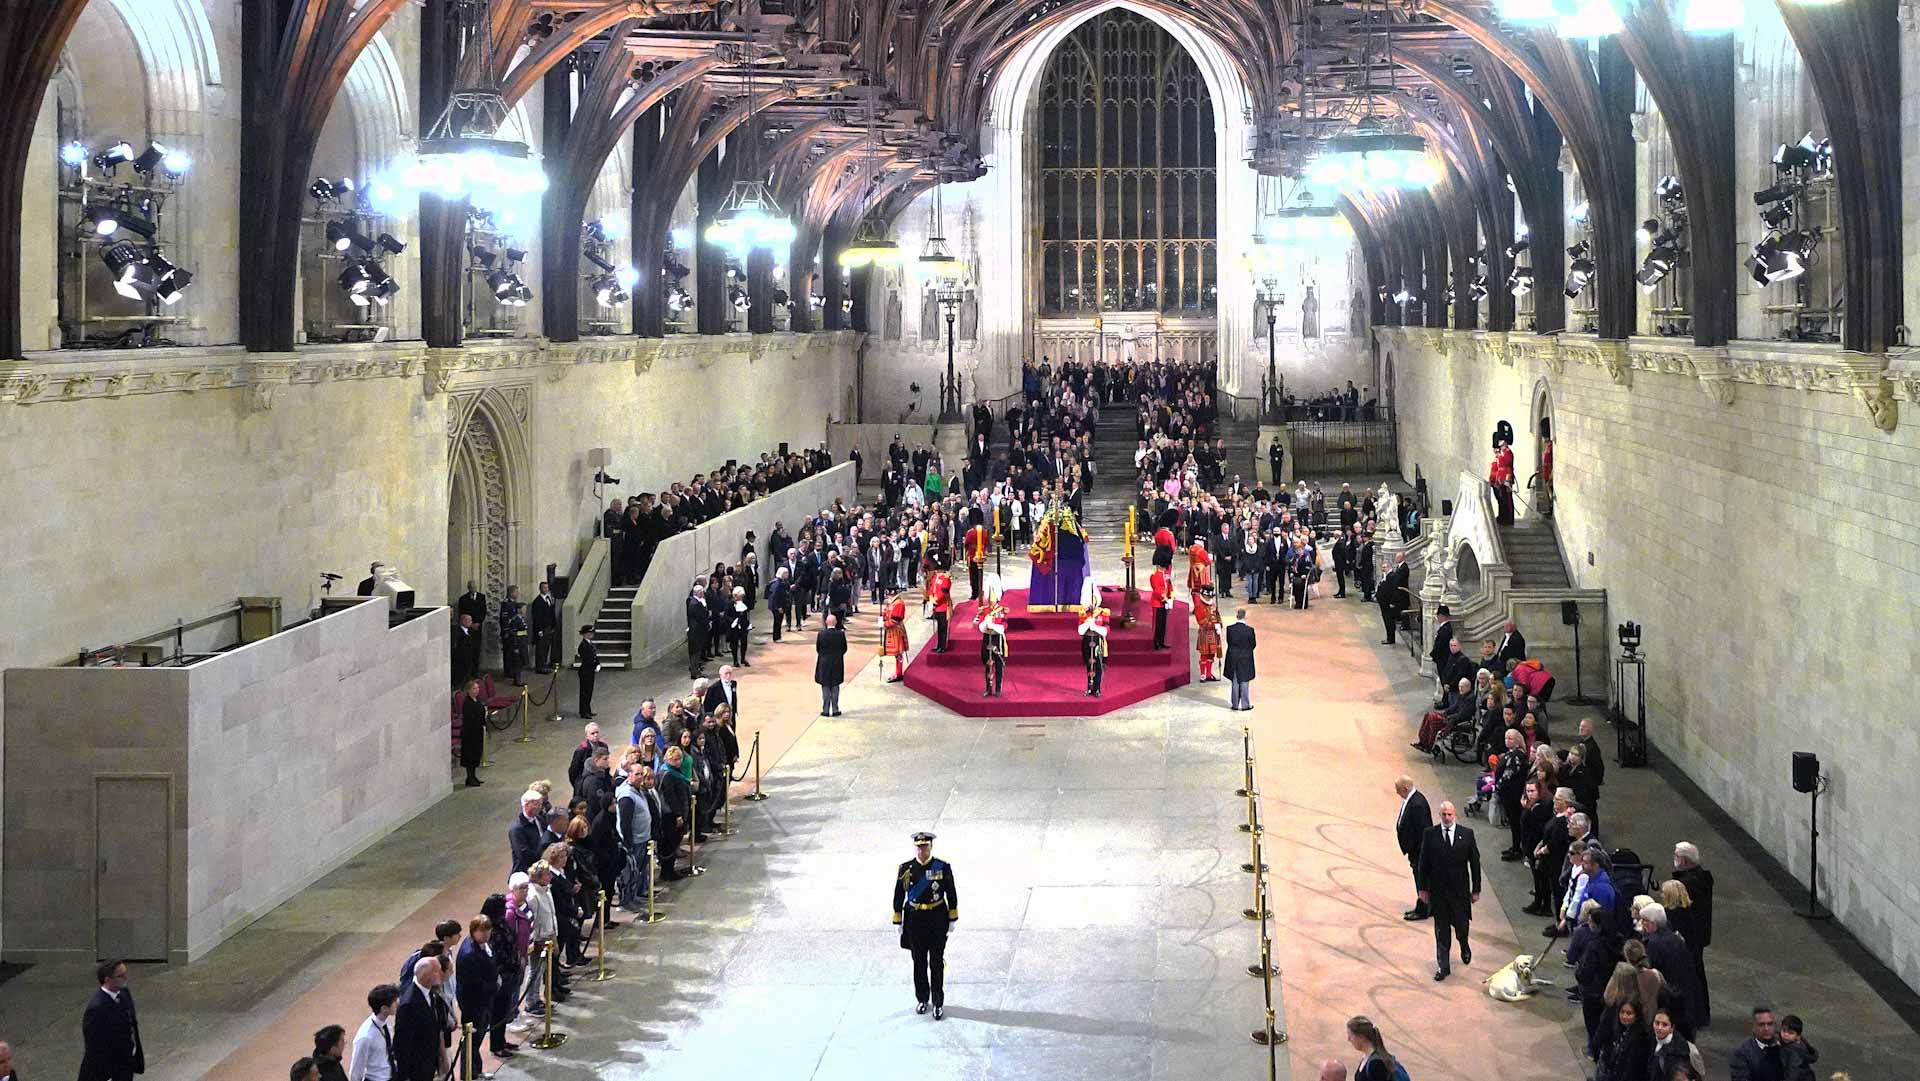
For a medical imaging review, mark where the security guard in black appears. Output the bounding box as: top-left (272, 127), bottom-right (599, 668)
top-left (892, 831), bottom-right (958, 1017)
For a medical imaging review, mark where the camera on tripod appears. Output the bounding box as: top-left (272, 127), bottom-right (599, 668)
top-left (1616, 620), bottom-right (1642, 657)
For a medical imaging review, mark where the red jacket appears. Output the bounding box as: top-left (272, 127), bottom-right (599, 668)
top-left (1509, 659), bottom-right (1552, 697)
top-left (1150, 568), bottom-right (1173, 608)
top-left (928, 572), bottom-right (953, 613)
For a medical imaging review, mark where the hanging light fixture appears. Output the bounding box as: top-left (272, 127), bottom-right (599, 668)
top-left (917, 165), bottom-right (965, 288)
top-left (402, 0), bottom-right (547, 212)
top-left (839, 89), bottom-right (906, 268)
top-left (1304, 2), bottom-right (1439, 192)
top-left (705, 38), bottom-right (796, 252)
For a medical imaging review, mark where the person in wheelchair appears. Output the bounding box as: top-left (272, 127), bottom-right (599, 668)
top-left (1414, 676), bottom-right (1477, 756)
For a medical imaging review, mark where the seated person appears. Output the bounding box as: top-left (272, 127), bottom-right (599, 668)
top-left (1415, 677), bottom-right (1476, 752)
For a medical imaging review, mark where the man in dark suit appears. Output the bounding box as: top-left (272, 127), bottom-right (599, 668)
top-left (1393, 777), bottom-right (1433, 921)
top-left (815, 614), bottom-right (848, 716)
top-left (685, 584), bottom-right (709, 679)
top-left (1223, 610), bottom-right (1256, 711)
top-left (1355, 535), bottom-right (1377, 602)
top-left (456, 582), bottom-right (488, 630)
top-left (450, 615), bottom-right (479, 687)
top-left (357, 561), bottom-right (384, 597)
top-left (1574, 716), bottom-right (1606, 831)
top-left (509, 791), bottom-right (546, 873)
top-left (1377, 557), bottom-right (1410, 644)
top-left (392, 958), bottom-right (444, 1081)
top-left (1331, 532), bottom-right (1353, 598)
top-left (1428, 604), bottom-right (1455, 686)
top-left (1495, 618), bottom-right (1527, 667)
top-left (703, 665), bottom-right (741, 719)
top-left (1415, 800), bottom-right (1481, 980)
top-left (1672, 842), bottom-right (1715, 1024)
top-left (574, 625), bottom-right (599, 719)
top-left (79, 959), bottom-right (143, 1081)
top-left (530, 580), bottom-right (561, 673)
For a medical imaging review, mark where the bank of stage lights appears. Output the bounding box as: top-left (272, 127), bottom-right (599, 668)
top-left (63, 139), bottom-right (198, 305)
top-left (469, 243), bottom-right (533, 306)
top-left (310, 175), bottom-right (405, 308)
top-left (1504, 235), bottom-right (1533, 297)
top-left (1748, 132), bottom-right (1830, 286)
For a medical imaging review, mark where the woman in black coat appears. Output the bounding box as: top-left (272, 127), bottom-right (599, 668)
top-left (1595, 999), bottom-right (1655, 1081)
top-left (459, 681), bottom-right (486, 787)
top-left (478, 893), bottom-right (521, 1054)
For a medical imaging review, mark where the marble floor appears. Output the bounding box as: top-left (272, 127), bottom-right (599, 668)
top-left (1, 532), bottom-right (1914, 1081)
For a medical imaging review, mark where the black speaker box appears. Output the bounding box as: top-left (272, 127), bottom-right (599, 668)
top-left (1441, 499), bottom-right (1453, 516)
top-left (1792, 752), bottom-right (1820, 793)
top-left (1562, 600), bottom-right (1580, 626)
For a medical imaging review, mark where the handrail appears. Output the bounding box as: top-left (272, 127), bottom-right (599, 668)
top-left (560, 538), bottom-right (611, 648)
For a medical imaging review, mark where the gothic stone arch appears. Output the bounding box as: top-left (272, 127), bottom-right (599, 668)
top-left (447, 386), bottom-right (533, 660)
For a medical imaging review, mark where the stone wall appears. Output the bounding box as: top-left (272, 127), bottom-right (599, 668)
top-left (1379, 326), bottom-right (1920, 989)
top-left (0, 329), bottom-right (859, 952)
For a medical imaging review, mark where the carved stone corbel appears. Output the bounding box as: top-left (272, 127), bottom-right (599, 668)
top-left (423, 348), bottom-right (464, 397)
top-left (1595, 339), bottom-right (1632, 388)
top-left (1687, 346), bottom-right (1735, 407)
top-left (241, 359), bottom-right (298, 413)
top-left (1836, 352), bottom-right (1898, 432)
top-left (1432, 329), bottom-right (1454, 358)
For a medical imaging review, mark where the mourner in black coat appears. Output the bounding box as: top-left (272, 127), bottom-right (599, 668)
top-left (1223, 618), bottom-right (1256, 711)
top-left (1415, 802), bottom-right (1481, 979)
top-left (459, 690), bottom-right (486, 786)
top-left (1377, 561), bottom-right (1411, 643)
top-left (391, 972), bottom-right (442, 1081)
top-left (78, 964), bottom-right (144, 1081)
top-left (453, 934), bottom-right (499, 1078)
top-left (814, 618), bottom-right (848, 716)
top-left (1393, 779), bottom-right (1433, 920)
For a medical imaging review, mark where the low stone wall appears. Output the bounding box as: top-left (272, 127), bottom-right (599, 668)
top-left (628, 463), bottom-right (857, 667)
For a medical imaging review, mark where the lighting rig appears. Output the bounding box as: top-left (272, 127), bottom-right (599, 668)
top-left (307, 175), bottom-right (404, 341)
top-left (582, 216), bottom-right (640, 323)
top-left (58, 138), bottom-right (197, 346)
top-left (465, 207), bottom-right (532, 336)
top-left (1748, 132), bottom-right (1835, 341)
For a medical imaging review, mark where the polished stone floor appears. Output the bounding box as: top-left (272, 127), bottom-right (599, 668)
top-left (2, 524), bottom-right (1915, 1081)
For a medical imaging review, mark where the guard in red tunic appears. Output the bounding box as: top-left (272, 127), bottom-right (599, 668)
top-left (880, 593), bottom-right (909, 682)
top-left (1192, 584), bottom-right (1223, 682)
top-left (1186, 540), bottom-right (1214, 595)
top-left (1489, 438), bottom-right (1516, 526)
top-left (1149, 565), bottom-right (1174, 650)
top-left (965, 522), bottom-right (991, 600)
top-left (1077, 581), bottom-right (1111, 697)
top-left (1151, 524), bottom-right (1177, 571)
top-left (926, 561), bottom-right (954, 653)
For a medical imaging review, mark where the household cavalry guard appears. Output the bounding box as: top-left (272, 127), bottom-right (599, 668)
top-left (973, 573), bottom-right (1009, 698)
top-left (1077, 580), bottom-right (1110, 698)
top-left (880, 590), bottom-right (909, 683)
top-left (891, 831), bottom-right (959, 1019)
top-left (965, 518), bottom-right (992, 600)
top-left (927, 556), bottom-right (954, 652)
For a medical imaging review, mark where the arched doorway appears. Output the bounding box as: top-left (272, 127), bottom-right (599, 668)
top-left (447, 388), bottom-right (532, 661)
top-left (1530, 377), bottom-right (1555, 516)
top-left (1381, 351), bottom-right (1396, 412)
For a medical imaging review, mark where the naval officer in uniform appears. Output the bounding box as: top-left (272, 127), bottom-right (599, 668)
top-left (891, 831), bottom-right (959, 1018)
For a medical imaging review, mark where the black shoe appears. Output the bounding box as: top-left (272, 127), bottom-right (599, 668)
top-left (1461, 946), bottom-right (1472, 965)
top-left (1542, 924), bottom-right (1563, 937)
top-left (1382, 640), bottom-right (1394, 646)
top-left (1403, 908), bottom-right (1430, 921)
top-left (832, 710), bottom-right (843, 716)
top-left (934, 1006), bottom-right (945, 1020)
top-left (1433, 969), bottom-right (1449, 981)
top-left (1501, 850), bottom-right (1524, 862)
top-left (465, 778), bottom-right (485, 788)
top-left (1522, 903), bottom-right (1548, 916)
top-left (916, 1003), bottom-right (928, 1015)
top-left (579, 712), bottom-right (595, 720)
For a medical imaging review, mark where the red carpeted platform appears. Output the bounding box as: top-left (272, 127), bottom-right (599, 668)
top-left (901, 586), bottom-right (1190, 717)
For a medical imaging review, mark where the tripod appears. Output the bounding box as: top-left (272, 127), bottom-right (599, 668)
top-left (1799, 773), bottom-right (1831, 921)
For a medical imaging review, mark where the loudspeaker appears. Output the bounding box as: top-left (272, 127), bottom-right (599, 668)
top-left (587, 447), bottom-right (611, 468)
top-left (1441, 499), bottom-right (1454, 516)
top-left (779, 441), bottom-right (790, 456)
top-left (1562, 600), bottom-right (1580, 626)
top-left (1792, 752), bottom-right (1820, 794)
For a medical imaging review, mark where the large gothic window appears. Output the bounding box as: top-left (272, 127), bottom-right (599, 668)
top-left (1038, 12), bottom-right (1216, 314)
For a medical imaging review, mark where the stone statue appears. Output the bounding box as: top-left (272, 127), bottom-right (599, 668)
top-left (960, 290), bottom-right (979, 342)
top-left (1349, 289), bottom-right (1367, 337)
top-left (920, 288), bottom-right (940, 340)
top-left (885, 288), bottom-right (903, 340)
top-left (1302, 284), bottom-right (1320, 339)
top-left (1373, 482), bottom-right (1403, 544)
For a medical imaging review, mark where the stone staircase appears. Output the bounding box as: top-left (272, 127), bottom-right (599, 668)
top-left (593, 585), bottom-right (636, 669)
top-left (1214, 413), bottom-right (1260, 490)
top-left (1497, 517), bottom-right (1571, 589)
top-left (1083, 403), bottom-right (1139, 538)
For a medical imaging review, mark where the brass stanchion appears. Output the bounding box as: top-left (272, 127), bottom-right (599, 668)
top-left (1235, 726), bottom-right (1254, 797)
top-left (723, 782), bottom-right (733, 835)
top-left (642, 841), bottom-right (666, 923)
top-left (1247, 929), bottom-right (1278, 978)
top-left (456, 1021), bottom-right (473, 1080)
top-left (686, 793), bottom-right (706, 876)
top-left (1242, 874), bottom-right (1269, 923)
top-left (591, 890), bottom-right (615, 981)
top-left (1250, 933), bottom-right (1287, 1047)
top-left (513, 686), bottom-right (534, 744)
top-left (1241, 817), bottom-right (1269, 875)
top-left (546, 669), bottom-right (564, 724)
top-left (1238, 752), bottom-right (1260, 834)
top-left (527, 942), bottom-right (568, 1049)
top-left (744, 730), bottom-right (768, 801)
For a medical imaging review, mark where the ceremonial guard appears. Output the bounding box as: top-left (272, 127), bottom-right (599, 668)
top-left (965, 520), bottom-right (991, 600)
top-left (891, 831), bottom-right (959, 1019)
top-left (1149, 564), bottom-right (1174, 650)
top-left (880, 591), bottom-right (909, 683)
top-left (1186, 539), bottom-right (1214, 595)
top-left (1192, 584), bottom-right (1223, 682)
top-left (1077, 581), bottom-right (1110, 697)
top-left (927, 558), bottom-right (954, 652)
top-left (1151, 523), bottom-right (1177, 571)
top-left (498, 585), bottom-right (529, 684)
top-left (974, 575), bottom-right (1009, 697)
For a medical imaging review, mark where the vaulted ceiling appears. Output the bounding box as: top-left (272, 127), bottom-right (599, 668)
top-left (0, 0), bottom-right (1902, 357)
